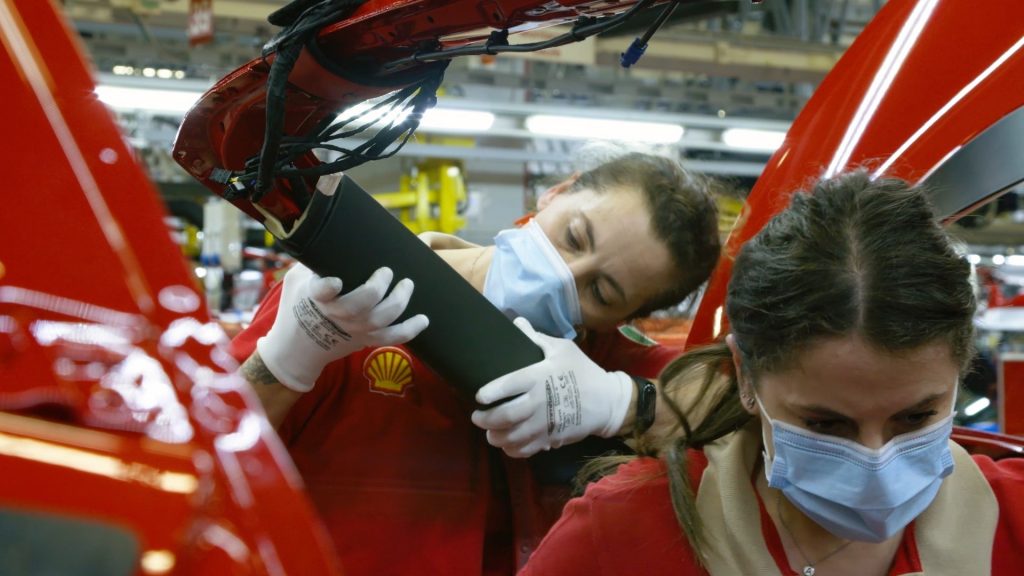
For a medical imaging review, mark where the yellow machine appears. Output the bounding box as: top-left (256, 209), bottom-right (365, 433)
top-left (717, 194), bottom-right (745, 237)
top-left (372, 159), bottom-right (468, 235)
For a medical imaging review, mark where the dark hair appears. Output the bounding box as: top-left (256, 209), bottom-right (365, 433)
top-left (585, 171), bottom-right (977, 561)
top-left (570, 152), bottom-right (721, 316)
top-left (731, 171), bottom-right (976, 374)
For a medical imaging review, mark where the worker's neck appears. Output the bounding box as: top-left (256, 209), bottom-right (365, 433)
top-left (434, 245), bottom-right (494, 292)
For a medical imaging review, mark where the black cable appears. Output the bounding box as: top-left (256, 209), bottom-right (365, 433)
top-left (243, 0), bottom-right (660, 201)
top-left (621, 0), bottom-right (680, 68)
top-left (383, 0), bottom-right (656, 70)
top-left (641, 1), bottom-right (680, 45)
top-left (267, 0), bottom-right (322, 27)
top-left (238, 63), bottom-right (443, 189)
top-left (276, 67), bottom-right (444, 178)
top-left (254, 0), bottom-right (364, 199)
top-left (254, 40), bottom-right (303, 201)
top-left (270, 84), bottom-right (421, 166)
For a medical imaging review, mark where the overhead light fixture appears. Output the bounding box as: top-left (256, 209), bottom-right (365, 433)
top-left (95, 85), bottom-right (203, 114)
top-left (964, 397), bottom-right (990, 417)
top-left (721, 128), bottom-right (786, 152)
top-left (419, 108), bottom-right (495, 133)
top-left (525, 114), bottom-right (684, 144)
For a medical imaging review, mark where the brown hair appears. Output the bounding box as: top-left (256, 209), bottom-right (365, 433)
top-left (570, 152), bottom-right (721, 316)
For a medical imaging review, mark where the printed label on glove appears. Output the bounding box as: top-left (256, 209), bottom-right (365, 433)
top-left (545, 370), bottom-right (582, 435)
top-left (293, 298), bottom-right (352, 350)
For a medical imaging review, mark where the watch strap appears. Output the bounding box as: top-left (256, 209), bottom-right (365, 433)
top-left (631, 376), bottom-right (657, 435)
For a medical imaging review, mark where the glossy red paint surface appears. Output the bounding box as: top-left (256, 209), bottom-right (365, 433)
top-left (688, 0), bottom-right (1024, 347)
top-left (951, 426), bottom-right (1024, 460)
top-left (0, 1), bottom-right (339, 574)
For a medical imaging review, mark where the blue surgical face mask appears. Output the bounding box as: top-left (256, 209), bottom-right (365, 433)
top-left (756, 390), bottom-right (956, 543)
top-left (483, 219), bottom-right (582, 339)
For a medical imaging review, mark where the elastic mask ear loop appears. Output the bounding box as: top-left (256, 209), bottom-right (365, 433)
top-left (752, 390), bottom-right (776, 481)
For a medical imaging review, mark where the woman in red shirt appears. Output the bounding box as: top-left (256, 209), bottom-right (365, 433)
top-left (231, 150), bottom-right (723, 575)
top-left (522, 171), bottom-right (1024, 576)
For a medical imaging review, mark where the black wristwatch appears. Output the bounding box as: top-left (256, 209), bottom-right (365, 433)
top-left (631, 376), bottom-right (657, 435)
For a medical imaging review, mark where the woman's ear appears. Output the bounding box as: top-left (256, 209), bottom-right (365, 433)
top-left (726, 335), bottom-right (758, 415)
top-left (536, 172), bottom-right (580, 211)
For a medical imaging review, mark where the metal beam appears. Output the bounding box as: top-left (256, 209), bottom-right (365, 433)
top-left (330, 141), bottom-right (768, 177)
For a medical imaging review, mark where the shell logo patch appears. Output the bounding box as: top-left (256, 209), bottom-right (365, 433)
top-left (363, 346), bottom-right (414, 396)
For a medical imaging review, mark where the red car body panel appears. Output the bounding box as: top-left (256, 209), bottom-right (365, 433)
top-left (0, 1), bottom-right (339, 573)
top-left (688, 0), bottom-right (1024, 346)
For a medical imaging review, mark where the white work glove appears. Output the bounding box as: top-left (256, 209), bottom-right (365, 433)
top-left (256, 263), bottom-right (428, 392)
top-left (470, 317), bottom-right (632, 458)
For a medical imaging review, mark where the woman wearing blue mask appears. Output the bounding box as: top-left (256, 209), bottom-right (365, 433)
top-left (519, 171), bottom-right (1024, 576)
top-left (433, 150), bottom-right (716, 338)
top-left (229, 150), bottom-right (721, 576)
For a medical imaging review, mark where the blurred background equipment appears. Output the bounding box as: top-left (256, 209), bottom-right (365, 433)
top-left (372, 159), bottom-right (468, 236)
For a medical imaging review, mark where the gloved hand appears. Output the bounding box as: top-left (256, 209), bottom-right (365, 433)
top-left (470, 317), bottom-right (632, 458)
top-left (256, 263), bottom-right (428, 392)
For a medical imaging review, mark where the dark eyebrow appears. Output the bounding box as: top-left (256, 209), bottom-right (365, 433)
top-left (581, 212), bottom-right (626, 303)
top-left (791, 403), bottom-right (850, 420)
top-left (891, 392), bottom-right (945, 416)
top-left (793, 392), bottom-right (946, 420)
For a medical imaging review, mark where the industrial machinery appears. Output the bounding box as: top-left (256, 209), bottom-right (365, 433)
top-left (373, 159), bottom-right (468, 235)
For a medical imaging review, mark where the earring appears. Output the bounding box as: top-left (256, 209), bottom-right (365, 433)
top-left (743, 395), bottom-right (755, 409)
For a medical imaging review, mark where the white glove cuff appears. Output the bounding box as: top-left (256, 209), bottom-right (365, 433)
top-left (256, 334), bottom-right (319, 393)
top-left (598, 371), bottom-right (633, 438)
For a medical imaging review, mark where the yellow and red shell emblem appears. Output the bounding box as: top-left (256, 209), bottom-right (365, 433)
top-left (363, 346), bottom-right (414, 396)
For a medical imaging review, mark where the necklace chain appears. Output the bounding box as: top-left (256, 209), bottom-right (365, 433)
top-left (775, 491), bottom-right (852, 576)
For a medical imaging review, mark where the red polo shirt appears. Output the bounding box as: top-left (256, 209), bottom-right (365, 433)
top-left (521, 445), bottom-right (1024, 575)
top-left (231, 280), bottom-right (681, 576)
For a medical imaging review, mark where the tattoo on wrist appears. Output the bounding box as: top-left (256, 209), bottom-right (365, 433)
top-left (242, 352), bottom-right (281, 386)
